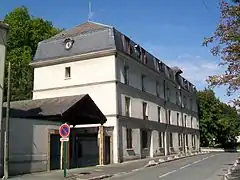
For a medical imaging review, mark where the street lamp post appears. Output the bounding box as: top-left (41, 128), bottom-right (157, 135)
top-left (0, 22), bottom-right (9, 179)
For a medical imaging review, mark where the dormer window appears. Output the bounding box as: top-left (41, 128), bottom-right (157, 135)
top-left (134, 44), bottom-right (141, 59)
top-left (121, 35), bottom-right (132, 54)
top-left (65, 67), bottom-right (71, 79)
top-left (125, 36), bottom-right (132, 54)
top-left (153, 58), bottom-right (159, 71)
top-left (141, 49), bottom-right (147, 64)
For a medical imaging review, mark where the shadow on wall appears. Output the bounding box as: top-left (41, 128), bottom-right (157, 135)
top-left (1, 107), bottom-right (61, 176)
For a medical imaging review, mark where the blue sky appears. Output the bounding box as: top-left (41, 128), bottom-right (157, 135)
top-left (1, 0), bottom-right (235, 104)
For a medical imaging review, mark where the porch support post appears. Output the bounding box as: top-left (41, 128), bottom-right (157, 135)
top-left (98, 124), bottom-right (105, 165)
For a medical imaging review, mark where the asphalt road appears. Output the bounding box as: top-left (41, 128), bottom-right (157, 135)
top-left (110, 153), bottom-right (240, 180)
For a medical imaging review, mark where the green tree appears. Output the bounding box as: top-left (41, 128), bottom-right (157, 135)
top-left (198, 89), bottom-right (240, 148)
top-left (203, 0), bottom-right (240, 107)
top-left (3, 6), bottom-right (61, 101)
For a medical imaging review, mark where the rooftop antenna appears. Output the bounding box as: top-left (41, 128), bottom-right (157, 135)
top-left (88, 1), bottom-right (93, 22)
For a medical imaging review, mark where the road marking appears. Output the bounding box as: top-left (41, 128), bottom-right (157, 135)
top-left (193, 159), bottom-right (202, 164)
top-left (203, 157), bottom-right (209, 160)
top-left (158, 154), bottom-right (217, 179)
top-left (179, 164), bottom-right (191, 169)
top-left (158, 170), bottom-right (177, 178)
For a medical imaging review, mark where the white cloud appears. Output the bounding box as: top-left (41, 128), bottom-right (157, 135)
top-left (143, 44), bottom-right (223, 87)
top-left (163, 54), bottom-right (223, 85)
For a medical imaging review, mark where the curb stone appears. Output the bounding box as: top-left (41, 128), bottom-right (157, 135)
top-left (222, 157), bottom-right (240, 180)
top-left (88, 174), bottom-right (113, 180)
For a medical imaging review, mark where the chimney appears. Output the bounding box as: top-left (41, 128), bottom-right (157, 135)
top-left (171, 66), bottom-right (183, 76)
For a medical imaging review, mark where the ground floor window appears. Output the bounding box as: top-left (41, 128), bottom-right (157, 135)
top-left (126, 128), bottom-right (132, 149)
top-left (178, 133), bottom-right (182, 147)
top-left (192, 134), bottom-right (195, 148)
top-left (186, 134), bottom-right (189, 147)
top-left (169, 133), bottom-right (173, 147)
top-left (159, 132), bottom-right (164, 148)
top-left (141, 130), bottom-right (148, 149)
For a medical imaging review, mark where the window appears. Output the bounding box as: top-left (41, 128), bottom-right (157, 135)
top-left (176, 91), bottom-right (178, 104)
top-left (178, 133), bottom-right (182, 147)
top-left (192, 135), bottom-right (195, 148)
top-left (154, 58), bottom-right (159, 71)
top-left (168, 110), bottom-right (171, 124)
top-left (179, 91), bottom-right (182, 105)
top-left (123, 66), bottom-right (129, 85)
top-left (126, 128), bottom-right (132, 149)
top-left (158, 61), bottom-right (163, 72)
top-left (166, 87), bottom-right (171, 101)
top-left (65, 67), bottom-right (71, 78)
top-left (124, 36), bottom-right (131, 54)
top-left (186, 134), bottom-right (189, 147)
top-left (125, 97), bottom-right (131, 116)
top-left (157, 106), bottom-right (161, 123)
top-left (163, 80), bottom-right (166, 99)
top-left (142, 49), bottom-right (147, 64)
top-left (177, 113), bottom-right (180, 126)
top-left (183, 96), bottom-right (186, 108)
top-left (169, 133), bottom-right (173, 147)
top-left (141, 130), bottom-right (148, 149)
top-left (159, 132), bottom-right (164, 148)
top-left (143, 102), bottom-right (148, 120)
top-left (182, 115), bottom-right (184, 127)
top-left (141, 74), bottom-right (146, 91)
top-left (156, 82), bottom-right (160, 97)
top-left (184, 115), bottom-right (187, 127)
top-left (134, 45), bottom-right (141, 59)
top-left (191, 117), bottom-right (193, 128)
top-left (190, 98), bottom-right (193, 110)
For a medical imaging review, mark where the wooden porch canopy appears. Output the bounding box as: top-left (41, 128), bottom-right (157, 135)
top-left (2, 94), bottom-right (107, 126)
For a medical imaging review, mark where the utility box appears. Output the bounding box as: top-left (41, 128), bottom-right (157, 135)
top-left (0, 22), bottom-right (9, 176)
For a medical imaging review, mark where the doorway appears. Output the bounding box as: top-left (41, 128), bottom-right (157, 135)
top-left (104, 136), bottom-right (111, 164)
top-left (50, 134), bottom-right (61, 170)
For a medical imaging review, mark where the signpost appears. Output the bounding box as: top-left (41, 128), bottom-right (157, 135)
top-left (59, 123), bottom-right (70, 178)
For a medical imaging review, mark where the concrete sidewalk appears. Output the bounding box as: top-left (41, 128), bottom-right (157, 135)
top-left (8, 152), bottom-right (207, 180)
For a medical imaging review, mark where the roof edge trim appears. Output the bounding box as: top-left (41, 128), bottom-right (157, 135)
top-left (30, 48), bottom-right (116, 68)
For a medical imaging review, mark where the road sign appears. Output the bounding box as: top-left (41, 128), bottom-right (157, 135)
top-left (59, 123), bottom-right (70, 138)
top-left (60, 137), bottom-right (69, 142)
top-left (59, 123), bottom-right (70, 178)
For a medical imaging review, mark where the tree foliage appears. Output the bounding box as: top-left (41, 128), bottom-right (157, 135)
top-left (203, 0), bottom-right (240, 107)
top-left (3, 6), bottom-right (61, 101)
top-left (198, 89), bottom-right (240, 148)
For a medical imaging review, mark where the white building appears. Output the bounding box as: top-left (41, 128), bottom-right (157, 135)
top-left (30, 21), bottom-right (200, 164)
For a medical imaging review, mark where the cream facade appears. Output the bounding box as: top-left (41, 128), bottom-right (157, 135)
top-left (31, 21), bottom-right (200, 164)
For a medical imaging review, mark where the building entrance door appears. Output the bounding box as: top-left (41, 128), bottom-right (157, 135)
top-left (50, 134), bottom-right (61, 170)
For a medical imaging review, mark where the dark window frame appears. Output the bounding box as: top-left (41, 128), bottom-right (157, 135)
top-left (141, 130), bottom-right (148, 149)
top-left (65, 67), bottom-right (71, 78)
top-left (125, 96), bottom-right (131, 117)
top-left (123, 66), bottom-right (129, 85)
top-left (126, 128), bottom-right (132, 149)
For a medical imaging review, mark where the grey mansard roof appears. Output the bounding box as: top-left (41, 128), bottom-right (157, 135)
top-left (32, 21), bottom-right (197, 93)
top-left (33, 21), bottom-right (116, 62)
